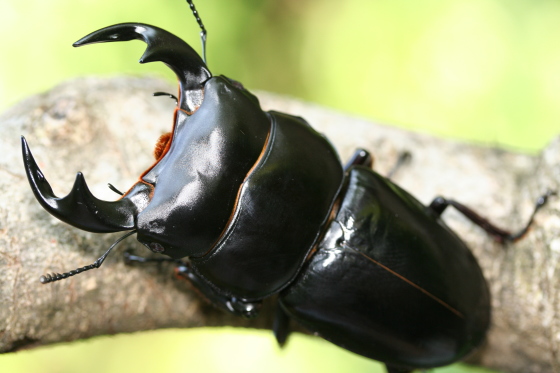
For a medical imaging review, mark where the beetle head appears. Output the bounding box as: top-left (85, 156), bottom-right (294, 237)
top-left (23, 23), bottom-right (270, 269)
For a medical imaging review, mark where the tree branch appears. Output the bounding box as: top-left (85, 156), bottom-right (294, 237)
top-left (0, 77), bottom-right (558, 373)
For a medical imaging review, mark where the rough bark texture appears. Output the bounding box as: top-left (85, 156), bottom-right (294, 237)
top-left (0, 77), bottom-right (559, 372)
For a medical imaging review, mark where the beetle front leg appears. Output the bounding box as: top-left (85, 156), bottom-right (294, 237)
top-left (125, 252), bottom-right (262, 318)
top-left (175, 263), bottom-right (262, 319)
top-left (428, 190), bottom-right (555, 243)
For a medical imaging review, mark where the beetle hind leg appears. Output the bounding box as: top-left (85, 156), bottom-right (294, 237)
top-left (428, 190), bottom-right (556, 243)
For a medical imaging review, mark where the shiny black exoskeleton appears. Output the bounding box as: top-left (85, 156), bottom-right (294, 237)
top-left (21, 3), bottom-right (553, 372)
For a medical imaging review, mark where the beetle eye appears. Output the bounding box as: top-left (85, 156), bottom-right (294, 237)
top-left (154, 132), bottom-right (172, 160)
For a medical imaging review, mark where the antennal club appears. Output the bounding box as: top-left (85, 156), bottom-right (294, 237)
top-left (40, 230), bottom-right (137, 284)
top-left (186, 0), bottom-right (208, 65)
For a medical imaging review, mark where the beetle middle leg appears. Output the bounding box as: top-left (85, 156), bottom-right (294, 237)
top-left (386, 151), bottom-right (412, 179)
top-left (125, 252), bottom-right (262, 318)
top-left (344, 148), bottom-right (411, 179)
top-left (175, 263), bottom-right (262, 318)
top-left (344, 148), bottom-right (374, 170)
top-left (428, 190), bottom-right (556, 243)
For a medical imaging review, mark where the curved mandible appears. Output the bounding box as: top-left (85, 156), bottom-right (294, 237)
top-left (73, 23), bottom-right (212, 112)
top-left (21, 136), bottom-right (150, 233)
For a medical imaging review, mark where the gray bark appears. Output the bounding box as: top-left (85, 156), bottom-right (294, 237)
top-left (0, 77), bottom-right (558, 372)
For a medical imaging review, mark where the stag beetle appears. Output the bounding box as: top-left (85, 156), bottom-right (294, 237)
top-left (21, 2), bottom-right (553, 372)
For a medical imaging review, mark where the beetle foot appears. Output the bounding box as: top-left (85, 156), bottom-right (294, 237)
top-left (225, 297), bottom-right (261, 319)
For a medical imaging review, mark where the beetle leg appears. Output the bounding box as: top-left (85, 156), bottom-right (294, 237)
top-left (386, 151), bottom-right (412, 180)
top-left (124, 253), bottom-right (263, 318)
top-left (344, 148), bottom-right (374, 170)
top-left (272, 302), bottom-right (291, 347)
top-left (123, 251), bottom-right (179, 265)
top-left (175, 263), bottom-right (262, 319)
top-left (428, 190), bottom-right (556, 243)
top-left (344, 149), bottom-right (412, 180)
top-left (384, 364), bottom-right (413, 373)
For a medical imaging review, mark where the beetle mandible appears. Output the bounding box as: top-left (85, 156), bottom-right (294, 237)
top-left (20, 1), bottom-right (553, 372)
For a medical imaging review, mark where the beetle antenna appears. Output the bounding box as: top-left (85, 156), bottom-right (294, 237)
top-left (153, 91), bottom-right (179, 105)
top-left (40, 230), bottom-right (137, 284)
top-left (186, 0), bottom-right (207, 65)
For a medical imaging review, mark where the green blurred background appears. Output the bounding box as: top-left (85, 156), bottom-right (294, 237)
top-left (2, 0), bottom-right (559, 372)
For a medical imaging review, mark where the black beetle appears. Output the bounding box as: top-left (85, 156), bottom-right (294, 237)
top-left (21, 2), bottom-right (553, 372)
